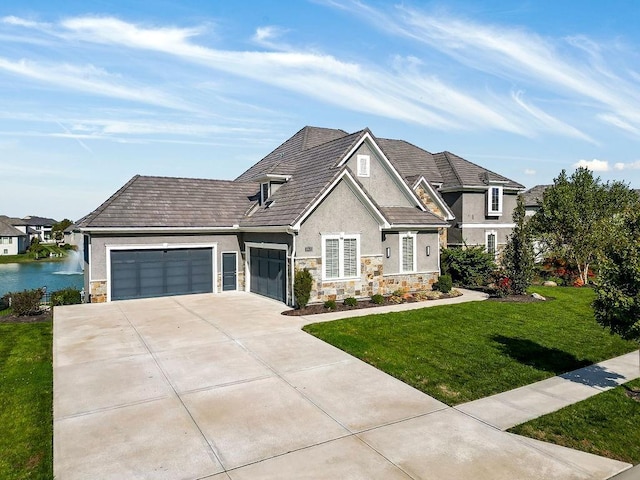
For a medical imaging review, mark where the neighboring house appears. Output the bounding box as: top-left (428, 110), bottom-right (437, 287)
top-left (22, 215), bottom-right (57, 243)
top-left (63, 223), bottom-right (83, 247)
top-left (0, 218), bottom-right (28, 255)
top-left (522, 185), bottom-right (551, 217)
top-left (78, 126), bottom-right (522, 305)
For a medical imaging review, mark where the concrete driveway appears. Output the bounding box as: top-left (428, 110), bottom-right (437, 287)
top-left (54, 292), bottom-right (630, 479)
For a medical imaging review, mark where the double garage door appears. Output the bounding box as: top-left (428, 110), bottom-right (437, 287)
top-left (110, 248), bottom-right (213, 301)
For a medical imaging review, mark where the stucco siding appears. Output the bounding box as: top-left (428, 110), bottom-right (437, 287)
top-left (297, 178), bottom-right (381, 257)
top-left (382, 231), bottom-right (440, 275)
top-left (344, 144), bottom-right (413, 207)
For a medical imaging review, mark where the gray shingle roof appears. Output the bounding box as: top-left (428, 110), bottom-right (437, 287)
top-left (0, 219), bottom-right (26, 237)
top-left (522, 184), bottom-right (551, 207)
top-left (376, 138), bottom-right (443, 185)
top-left (379, 207), bottom-right (448, 227)
top-left (22, 215), bottom-right (57, 226)
top-left (433, 151), bottom-right (524, 190)
top-left (78, 175), bottom-right (258, 228)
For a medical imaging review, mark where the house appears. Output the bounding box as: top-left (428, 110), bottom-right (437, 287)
top-left (0, 218), bottom-right (28, 255)
top-left (78, 126), bottom-right (523, 304)
top-left (22, 215), bottom-right (57, 243)
top-left (63, 223), bottom-right (83, 247)
top-left (521, 185), bottom-right (551, 217)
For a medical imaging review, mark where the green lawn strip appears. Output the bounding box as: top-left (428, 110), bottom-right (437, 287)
top-left (303, 287), bottom-right (637, 405)
top-left (509, 378), bottom-right (640, 465)
top-left (0, 322), bottom-right (53, 480)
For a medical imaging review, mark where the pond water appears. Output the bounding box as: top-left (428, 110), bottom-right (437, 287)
top-left (0, 259), bottom-right (84, 297)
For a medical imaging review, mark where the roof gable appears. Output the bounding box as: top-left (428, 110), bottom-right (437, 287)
top-left (0, 219), bottom-right (26, 237)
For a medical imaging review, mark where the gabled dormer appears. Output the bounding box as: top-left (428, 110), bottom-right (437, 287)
top-left (254, 174), bottom-right (292, 206)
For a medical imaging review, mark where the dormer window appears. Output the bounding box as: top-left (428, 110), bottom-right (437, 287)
top-left (357, 154), bottom-right (370, 177)
top-left (261, 182), bottom-right (270, 205)
top-left (487, 186), bottom-right (503, 216)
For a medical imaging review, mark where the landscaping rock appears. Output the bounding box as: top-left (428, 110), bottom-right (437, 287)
top-left (531, 293), bottom-right (546, 301)
top-left (542, 281), bottom-right (557, 287)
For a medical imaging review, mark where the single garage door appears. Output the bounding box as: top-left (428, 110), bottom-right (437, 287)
top-left (249, 247), bottom-right (286, 303)
top-left (110, 248), bottom-right (213, 301)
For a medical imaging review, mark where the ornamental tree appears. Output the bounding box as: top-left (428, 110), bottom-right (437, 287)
top-left (531, 167), bottom-right (638, 285)
top-left (502, 195), bottom-right (535, 294)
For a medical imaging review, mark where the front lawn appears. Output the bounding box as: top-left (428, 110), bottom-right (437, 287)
top-left (509, 378), bottom-right (640, 465)
top-left (0, 321), bottom-right (53, 479)
top-left (303, 287), bottom-right (638, 405)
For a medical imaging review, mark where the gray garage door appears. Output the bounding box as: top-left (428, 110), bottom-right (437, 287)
top-left (249, 247), bottom-right (286, 303)
top-left (110, 248), bottom-right (213, 301)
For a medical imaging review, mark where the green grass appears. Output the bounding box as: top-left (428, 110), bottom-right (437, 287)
top-left (0, 245), bottom-right (70, 264)
top-left (303, 287), bottom-right (637, 405)
top-left (509, 378), bottom-right (640, 464)
top-left (0, 321), bottom-right (53, 479)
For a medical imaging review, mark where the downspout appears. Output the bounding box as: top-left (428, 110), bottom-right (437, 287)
top-left (289, 229), bottom-right (297, 307)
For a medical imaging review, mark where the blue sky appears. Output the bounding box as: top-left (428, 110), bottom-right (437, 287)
top-left (2, 1), bottom-right (640, 221)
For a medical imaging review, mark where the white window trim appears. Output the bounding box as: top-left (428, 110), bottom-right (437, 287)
top-left (399, 232), bottom-right (417, 273)
top-left (260, 182), bottom-right (270, 205)
top-left (487, 186), bottom-right (503, 216)
top-left (485, 230), bottom-right (497, 257)
top-left (321, 233), bottom-right (361, 281)
top-left (356, 154), bottom-right (370, 177)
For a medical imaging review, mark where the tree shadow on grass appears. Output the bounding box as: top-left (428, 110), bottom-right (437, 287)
top-left (492, 335), bottom-right (626, 389)
top-left (492, 335), bottom-right (592, 375)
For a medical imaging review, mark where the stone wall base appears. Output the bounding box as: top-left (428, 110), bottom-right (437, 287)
top-left (89, 280), bottom-right (107, 303)
top-left (296, 256), bottom-right (439, 304)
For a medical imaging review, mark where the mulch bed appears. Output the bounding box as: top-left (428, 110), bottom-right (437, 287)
top-left (0, 310), bottom-right (52, 324)
top-left (283, 291), bottom-right (461, 316)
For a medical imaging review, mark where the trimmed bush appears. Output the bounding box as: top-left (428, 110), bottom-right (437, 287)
top-left (324, 300), bottom-right (337, 310)
top-left (440, 246), bottom-right (496, 286)
top-left (343, 297), bottom-right (358, 307)
top-left (10, 289), bottom-right (43, 316)
top-left (371, 294), bottom-right (385, 305)
top-left (294, 268), bottom-right (314, 309)
top-left (435, 274), bottom-right (452, 293)
top-left (51, 287), bottom-right (82, 306)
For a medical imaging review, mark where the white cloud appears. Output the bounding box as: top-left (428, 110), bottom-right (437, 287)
top-left (574, 159), bottom-right (610, 171)
top-left (1, 16), bottom-right (49, 29)
top-left (524, 169), bottom-right (536, 175)
top-left (613, 161), bottom-right (640, 171)
top-left (252, 26), bottom-right (289, 49)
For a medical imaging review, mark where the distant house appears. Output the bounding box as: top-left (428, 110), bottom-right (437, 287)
top-left (63, 223), bottom-right (82, 247)
top-left (521, 185), bottom-right (551, 217)
top-left (22, 216), bottom-right (57, 243)
top-left (0, 218), bottom-right (28, 255)
top-left (79, 126), bottom-right (523, 304)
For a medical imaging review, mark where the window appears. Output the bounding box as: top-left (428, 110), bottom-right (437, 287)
top-left (322, 234), bottom-right (360, 280)
top-left (0, 237), bottom-right (9, 244)
top-left (487, 186), bottom-right (503, 215)
top-left (486, 231), bottom-right (497, 256)
top-left (357, 154), bottom-right (370, 177)
top-left (399, 232), bottom-right (417, 273)
top-left (3, 249), bottom-right (7, 255)
top-left (260, 182), bottom-right (270, 205)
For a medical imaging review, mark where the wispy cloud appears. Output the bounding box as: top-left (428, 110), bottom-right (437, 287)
top-left (252, 26), bottom-right (290, 50)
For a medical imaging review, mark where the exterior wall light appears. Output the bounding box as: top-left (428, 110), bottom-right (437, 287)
top-left (385, 247), bottom-right (391, 258)
top-left (426, 246), bottom-right (431, 256)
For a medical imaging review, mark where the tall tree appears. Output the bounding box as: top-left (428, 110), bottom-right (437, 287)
top-left (593, 209), bottom-right (640, 347)
top-left (502, 195), bottom-right (534, 294)
top-left (52, 218), bottom-right (73, 243)
top-left (531, 168), bottom-right (638, 285)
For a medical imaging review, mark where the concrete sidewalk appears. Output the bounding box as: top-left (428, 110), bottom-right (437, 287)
top-left (456, 350), bottom-right (640, 430)
top-left (53, 291), bottom-right (635, 480)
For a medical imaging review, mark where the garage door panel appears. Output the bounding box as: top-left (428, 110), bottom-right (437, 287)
top-left (249, 247), bottom-right (286, 303)
top-left (110, 248), bottom-right (213, 301)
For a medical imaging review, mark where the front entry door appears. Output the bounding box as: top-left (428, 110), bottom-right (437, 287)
top-left (222, 252), bottom-right (237, 291)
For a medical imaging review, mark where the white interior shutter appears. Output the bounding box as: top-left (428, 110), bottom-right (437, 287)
top-left (325, 238), bottom-right (339, 278)
top-left (343, 238), bottom-right (357, 277)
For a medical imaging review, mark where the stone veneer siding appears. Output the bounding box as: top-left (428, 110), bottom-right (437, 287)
top-left (296, 255), bottom-right (438, 303)
top-left (89, 280), bottom-right (107, 303)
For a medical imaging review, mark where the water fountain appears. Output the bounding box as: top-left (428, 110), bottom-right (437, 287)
top-left (55, 245), bottom-right (84, 275)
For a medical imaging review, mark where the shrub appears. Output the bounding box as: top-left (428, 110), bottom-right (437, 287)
top-left (294, 268), bottom-right (314, 309)
top-left (502, 195), bottom-right (535, 294)
top-left (495, 275), bottom-right (512, 297)
top-left (440, 246), bottom-right (496, 286)
top-left (388, 289), bottom-right (406, 304)
top-left (0, 293), bottom-right (9, 311)
top-left (324, 300), bottom-right (337, 310)
top-left (10, 289), bottom-right (43, 316)
top-left (343, 297), bottom-right (358, 307)
top-left (435, 274), bottom-right (452, 293)
top-left (51, 287), bottom-right (82, 306)
top-left (370, 293), bottom-right (385, 305)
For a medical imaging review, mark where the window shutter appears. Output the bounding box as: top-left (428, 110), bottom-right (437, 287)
top-left (343, 238), bottom-right (357, 277)
top-left (402, 236), bottom-right (414, 272)
top-left (357, 155), bottom-right (370, 177)
top-left (325, 238), bottom-right (340, 279)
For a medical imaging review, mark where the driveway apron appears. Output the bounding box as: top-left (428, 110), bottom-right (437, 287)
top-left (54, 291), bottom-right (631, 479)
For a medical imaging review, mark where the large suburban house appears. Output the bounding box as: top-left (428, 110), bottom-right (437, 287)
top-left (78, 126), bottom-right (524, 305)
top-left (22, 215), bottom-right (57, 243)
top-left (0, 218), bottom-right (28, 255)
